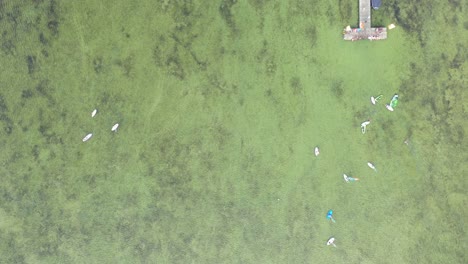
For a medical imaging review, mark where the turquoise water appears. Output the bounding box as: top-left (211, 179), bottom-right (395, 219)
top-left (0, 0), bottom-right (466, 263)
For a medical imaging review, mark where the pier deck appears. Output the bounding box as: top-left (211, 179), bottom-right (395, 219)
top-left (343, 0), bottom-right (387, 41)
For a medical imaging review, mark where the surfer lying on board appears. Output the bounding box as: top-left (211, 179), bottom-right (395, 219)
top-left (361, 120), bottom-right (370, 134)
top-left (371, 95), bottom-right (382, 105)
top-left (344, 174), bottom-right (359, 182)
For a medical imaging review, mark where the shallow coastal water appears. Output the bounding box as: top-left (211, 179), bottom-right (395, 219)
top-left (0, 0), bottom-right (466, 263)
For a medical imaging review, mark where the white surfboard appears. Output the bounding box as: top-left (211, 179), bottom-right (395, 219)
top-left (361, 120), bottom-right (370, 134)
top-left (361, 120), bottom-right (370, 127)
top-left (385, 104), bottom-right (394, 111)
top-left (343, 174), bottom-right (349, 182)
top-left (91, 109), bottom-right (97, 117)
top-left (327, 237), bottom-right (336, 247)
top-left (314, 147), bottom-right (320, 157)
top-left (371, 96), bottom-right (376, 105)
top-left (111, 123), bottom-right (119, 132)
top-left (367, 162), bottom-right (377, 171)
top-left (82, 133), bottom-right (93, 142)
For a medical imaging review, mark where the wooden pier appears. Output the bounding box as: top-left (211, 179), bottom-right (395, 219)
top-left (343, 0), bottom-right (387, 41)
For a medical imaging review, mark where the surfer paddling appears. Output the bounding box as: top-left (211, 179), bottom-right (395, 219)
top-left (326, 237), bottom-right (337, 247)
top-left (314, 146), bottom-right (320, 157)
top-left (386, 94), bottom-right (399, 111)
top-left (326, 210), bottom-right (336, 223)
top-left (361, 120), bottom-right (370, 134)
top-left (343, 174), bottom-right (359, 182)
top-left (370, 95), bottom-right (383, 105)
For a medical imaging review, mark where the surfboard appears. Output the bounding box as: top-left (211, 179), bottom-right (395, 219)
top-left (91, 109), bottom-right (97, 117)
top-left (386, 104), bottom-right (394, 111)
top-left (314, 147), bottom-right (320, 156)
top-left (343, 174), bottom-right (349, 182)
top-left (111, 123), bottom-right (119, 132)
top-left (82, 133), bottom-right (93, 142)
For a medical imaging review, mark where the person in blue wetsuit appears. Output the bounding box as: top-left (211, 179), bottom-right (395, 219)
top-left (326, 210), bottom-right (336, 223)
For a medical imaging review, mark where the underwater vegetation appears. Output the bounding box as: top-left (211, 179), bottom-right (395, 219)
top-left (0, 0), bottom-right (465, 263)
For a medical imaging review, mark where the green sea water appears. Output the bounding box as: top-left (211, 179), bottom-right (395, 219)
top-left (0, 0), bottom-right (466, 263)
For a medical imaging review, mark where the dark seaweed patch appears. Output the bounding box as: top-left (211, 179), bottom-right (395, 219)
top-left (46, 0), bottom-right (59, 36)
top-left (32, 145), bottom-right (39, 160)
top-left (93, 56), bottom-right (103, 73)
top-left (440, 53), bottom-right (448, 62)
top-left (238, 96), bottom-right (244, 106)
top-left (0, 94), bottom-right (8, 112)
top-left (219, 0), bottom-right (238, 32)
top-left (132, 238), bottom-right (156, 262)
top-left (152, 36), bottom-right (187, 80)
top-left (450, 14), bottom-right (458, 27)
top-left (26, 55), bottom-right (37, 74)
top-left (265, 57), bottom-right (276, 75)
top-left (248, 0), bottom-right (268, 10)
top-left (1, 39), bottom-right (15, 55)
top-left (116, 55), bottom-right (134, 78)
top-left (38, 124), bottom-right (48, 136)
top-left (330, 80), bottom-right (344, 99)
top-left (380, 119), bottom-right (395, 138)
top-left (39, 32), bottom-right (48, 45)
top-left (256, 40), bottom-right (268, 62)
top-left (325, 8), bottom-right (335, 25)
top-left (189, 50), bottom-right (207, 71)
top-left (450, 44), bottom-right (465, 69)
top-left (305, 26), bottom-right (317, 48)
top-left (0, 94), bottom-right (13, 135)
top-left (255, 40), bottom-right (276, 75)
top-left (170, 33), bottom-right (207, 71)
top-left (338, 0), bottom-right (352, 21)
top-left (47, 20), bottom-right (58, 35)
top-left (38, 123), bottom-right (62, 145)
top-left (353, 108), bottom-right (368, 124)
top-left (452, 125), bottom-right (464, 145)
top-left (165, 54), bottom-right (185, 80)
top-left (6, 5), bottom-right (21, 30)
top-left (35, 80), bottom-right (55, 105)
top-left (98, 91), bottom-right (110, 105)
top-left (290, 77), bottom-right (302, 95)
top-left (448, 0), bottom-right (461, 9)
top-left (391, 1), bottom-right (430, 46)
top-left (4, 124), bottom-right (12, 134)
